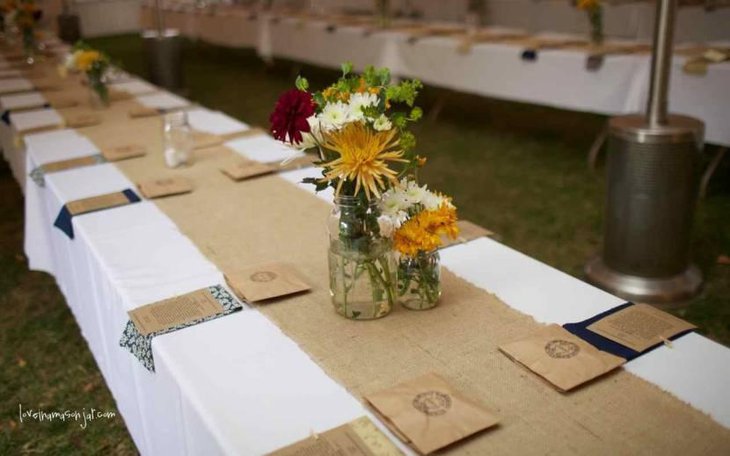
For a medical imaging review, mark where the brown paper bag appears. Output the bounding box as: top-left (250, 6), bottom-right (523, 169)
top-left (267, 416), bottom-right (403, 456)
top-left (101, 144), bottom-right (147, 162)
top-left (364, 372), bottom-right (499, 455)
top-left (137, 177), bottom-right (193, 199)
top-left (225, 262), bottom-right (310, 303)
top-left (499, 324), bottom-right (625, 392)
top-left (221, 159), bottom-right (277, 181)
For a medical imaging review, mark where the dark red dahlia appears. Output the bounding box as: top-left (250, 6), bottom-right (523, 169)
top-left (269, 89), bottom-right (316, 144)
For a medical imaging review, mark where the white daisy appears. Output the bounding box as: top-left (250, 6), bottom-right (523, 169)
top-left (372, 114), bottom-right (392, 131)
top-left (377, 215), bottom-right (395, 238)
top-left (317, 101), bottom-right (351, 131)
top-left (348, 93), bottom-right (379, 121)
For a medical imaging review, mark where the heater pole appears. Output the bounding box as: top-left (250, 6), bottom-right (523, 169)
top-left (647, 0), bottom-right (677, 126)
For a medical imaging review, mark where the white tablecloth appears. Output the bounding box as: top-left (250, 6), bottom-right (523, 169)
top-left (146, 7), bottom-right (730, 146)
top-left (5, 104), bottom-right (726, 456)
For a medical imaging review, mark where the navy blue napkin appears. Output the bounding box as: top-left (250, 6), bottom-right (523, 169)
top-left (54, 189), bottom-right (141, 239)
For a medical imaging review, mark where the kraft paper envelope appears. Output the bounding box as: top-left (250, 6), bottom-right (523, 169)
top-left (41, 155), bottom-right (100, 173)
top-left (221, 159), bottom-right (277, 181)
top-left (365, 372), bottom-right (499, 455)
top-left (64, 113), bottom-right (102, 129)
top-left (137, 177), bottom-right (193, 199)
top-left (267, 417), bottom-right (402, 456)
top-left (225, 262), bottom-right (310, 303)
top-left (65, 191), bottom-right (135, 216)
top-left (128, 106), bottom-right (159, 118)
top-left (499, 324), bottom-right (625, 392)
top-left (101, 144), bottom-right (147, 162)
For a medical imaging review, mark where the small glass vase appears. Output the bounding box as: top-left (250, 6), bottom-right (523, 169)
top-left (328, 195), bottom-right (397, 320)
top-left (163, 111), bottom-right (194, 168)
top-left (22, 28), bottom-right (35, 64)
top-left (88, 79), bottom-right (110, 109)
top-left (397, 250), bottom-right (441, 310)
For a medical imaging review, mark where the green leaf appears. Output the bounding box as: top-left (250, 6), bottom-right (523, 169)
top-left (295, 75), bottom-right (309, 91)
top-left (341, 61), bottom-right (353, 76)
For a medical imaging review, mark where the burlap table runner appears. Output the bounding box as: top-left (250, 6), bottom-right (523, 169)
top-left (27, 59), bottom-right (730, 453)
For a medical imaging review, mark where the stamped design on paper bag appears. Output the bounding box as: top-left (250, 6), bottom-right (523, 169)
top-left (412, 391), bottom-right (452, 416)
top-left (249, 271), bottom-right (278, 283)
top-left (545, 339), bottom-right (580, 359)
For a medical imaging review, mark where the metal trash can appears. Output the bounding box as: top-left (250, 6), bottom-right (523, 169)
top-left (142, 28), bottom-right (184, 93)
top-left (585, 0), bottom-right (704, 305)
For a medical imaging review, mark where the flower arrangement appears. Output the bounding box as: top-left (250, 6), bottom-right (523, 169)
top-left (379, 179), bottom-right (459, 309)
top-left (67, 42), bottom-right (111, 107)
top-left (575, 0), bottom-right (603, 45)
top-left (270, 63), bottom-right (459, 316)
top-left (8, 0), bottom-right (42, 59)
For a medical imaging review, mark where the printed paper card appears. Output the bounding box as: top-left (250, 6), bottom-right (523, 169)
top-left (587, 304), bottom-right (696, 353)
top-left (128, 288), bottom-right (225, 336)
top-left (364, 372), bottom-right (499, 455)
top-left (64, 113), bottom-right (102, 129)
top-left (65, 191), bottom-right (135, 216)
top-left (41, 155), bottom-right (100, 173)
top-left (499, 324), bottom-right (625, 392)
top-left (225, 262), bottom-right (310, 303)
top-left (267, 417), bottom-right (403, 456)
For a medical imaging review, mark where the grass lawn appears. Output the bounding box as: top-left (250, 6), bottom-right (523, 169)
top-left (2, 34), bottom-right (728, 453)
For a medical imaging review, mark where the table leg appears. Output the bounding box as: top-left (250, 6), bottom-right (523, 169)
top-left (700, 147), bottom-right (727, 199)
top-left (588, 124), bottom-right (609, 170)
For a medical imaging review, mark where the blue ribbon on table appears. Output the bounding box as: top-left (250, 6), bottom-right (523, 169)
top-left (53, 189), bottom-right (141, 239)
top-left (29, 154), bottom-right (107, 187)
top-left (563, 302), bottom-right (695, 361)
top-left (119, 285), bottom-right (243, 372)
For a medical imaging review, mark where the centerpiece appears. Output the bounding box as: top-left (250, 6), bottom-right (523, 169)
top-left (270, 63), bottom-right (424, 319)
top-left (66, 43), bottom-right (111, 108)
top-left (379, 179), bottom-right (459, 310)
top-left (575, 0), bottom-right (603, 46)
top-left (13, 0), bottom-right (42, 63)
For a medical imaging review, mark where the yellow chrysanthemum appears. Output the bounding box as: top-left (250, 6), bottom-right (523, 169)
top-left (321, 122), bottom-right (406, 200)
top-left (577, 0), bottom-right (600, 11)
top-left (393, 204), bottom-right (459, 257)
top-left (76, 50), bottom-right (102, 72)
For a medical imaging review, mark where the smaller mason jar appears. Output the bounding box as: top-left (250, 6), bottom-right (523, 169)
top-left (88, 76), bottom-right (110, 109)
top-left (163, 111), bottom-right (194, 168)
top-left (398, 250), bottom-right (441, 310)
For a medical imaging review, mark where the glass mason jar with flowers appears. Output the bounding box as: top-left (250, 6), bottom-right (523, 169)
top-left (14, 1), bottom-right (42, 63)
top-left (270, 63), bottom-right (425, 320)
top-left (575, 0), bottom-right (603, 46)
top-left (379, 179), bottom-right (459, 310)
top-left (70, 44), bottom-right (111, 108)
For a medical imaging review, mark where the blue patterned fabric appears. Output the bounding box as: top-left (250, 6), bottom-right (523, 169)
top-left (563, 302), bottom-right (694, 361)
top-left (29, 154), bottom-right (107, 187)
top-left (119, 285), bottom-right (243, 372)
top-left (53, 189), bottom-right (141, 239)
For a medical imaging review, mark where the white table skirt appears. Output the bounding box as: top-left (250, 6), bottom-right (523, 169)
top-left (145, 7), bottom-right (730, 146)
top-left (4, 108), bottom-right (726, 455)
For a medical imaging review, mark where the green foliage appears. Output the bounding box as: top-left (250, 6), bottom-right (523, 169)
top-left (295, 75), bottom-right (309, 91)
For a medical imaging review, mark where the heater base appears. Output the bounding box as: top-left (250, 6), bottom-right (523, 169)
top-left (585, 257), bottom-right (702, 307)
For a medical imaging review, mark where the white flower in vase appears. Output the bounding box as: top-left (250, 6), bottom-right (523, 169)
top-left (317, 101), bottom-right (351, 131)
top-left (373, 114), bottom-right (393, 131)
top-left (348, 92), bottom-right (379, 121)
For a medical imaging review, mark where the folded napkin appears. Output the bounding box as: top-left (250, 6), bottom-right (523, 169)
top-left (54, 189), bottom-right (141, 239)
top-left (119, 285), bottom-right (243, 372)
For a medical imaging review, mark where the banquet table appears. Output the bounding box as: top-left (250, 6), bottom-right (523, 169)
top-left (3, 49), bottom-right (730, 455)
top-left (140, 5), bottom-right (730, 147)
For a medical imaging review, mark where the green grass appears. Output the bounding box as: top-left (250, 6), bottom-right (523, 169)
top-left (2, 34), bottom-right (728, 453)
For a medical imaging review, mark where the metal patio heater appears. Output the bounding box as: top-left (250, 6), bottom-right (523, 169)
top-left (142, 0), bottom-right (183, 92)
top-left (585, 0), bottom-right (703, 305)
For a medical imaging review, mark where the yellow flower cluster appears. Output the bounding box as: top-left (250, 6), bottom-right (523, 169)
top-left (393, 203), bottom-right (459, 257)
top-left (75, 50), bottom-right (103, 72)
top-left (577, 0), bottom-right (600, 11)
